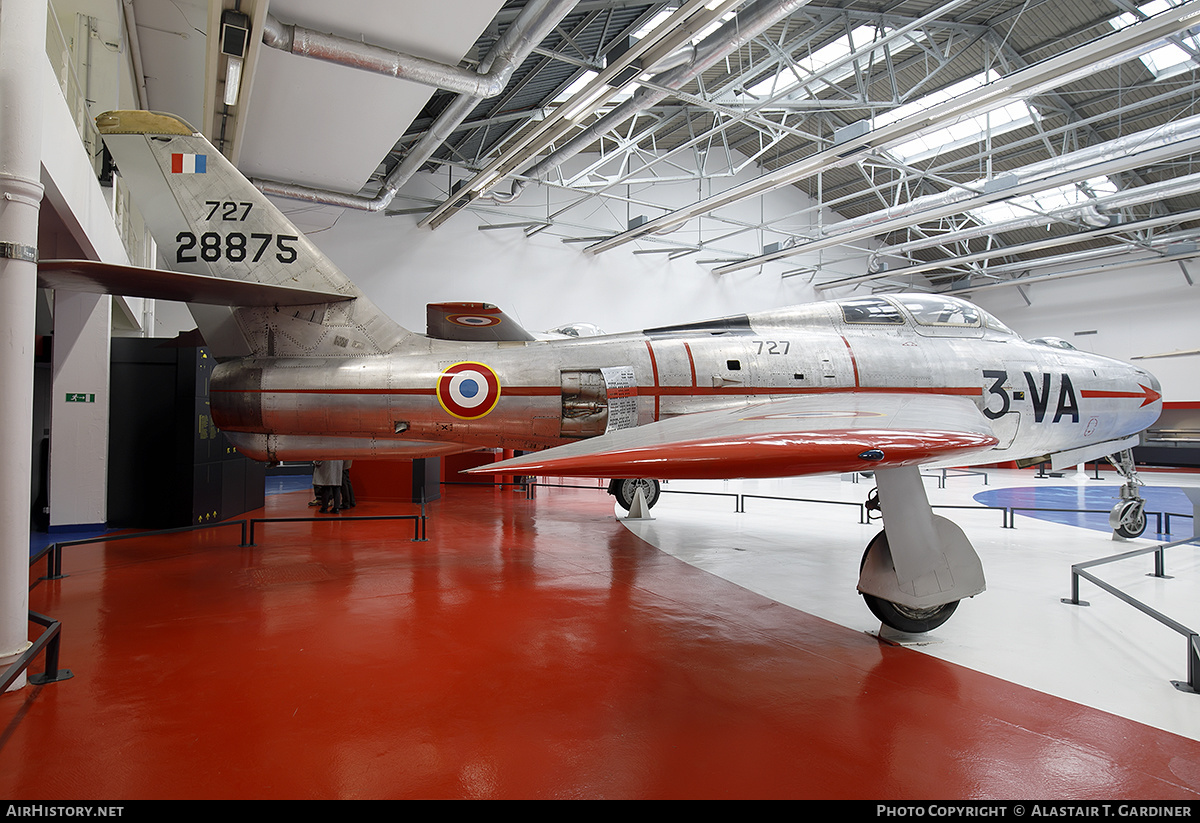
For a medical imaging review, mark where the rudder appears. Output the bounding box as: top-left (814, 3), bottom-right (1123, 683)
top-left (97, 110), bottom-right (412, 359)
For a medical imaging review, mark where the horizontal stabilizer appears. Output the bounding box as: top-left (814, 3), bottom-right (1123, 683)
top-left (469, 393), bottom-right (999, 480)
top-left (426, 302), bottom-right (535, 342)
top-left (39, 259), bottom-right (353, 307)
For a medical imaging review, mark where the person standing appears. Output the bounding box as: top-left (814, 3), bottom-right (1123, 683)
top-left (313, 459), bottom-right (344, 514)
top-left (341, 460), bottom-right (355, 509)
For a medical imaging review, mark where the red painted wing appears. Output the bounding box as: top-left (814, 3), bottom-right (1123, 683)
top-left (469, 393), bottom-right (999, 480)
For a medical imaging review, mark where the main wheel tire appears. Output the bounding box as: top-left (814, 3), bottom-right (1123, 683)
top-left (859, 532), bottom-right (959, 634)
top-left (861, 592), bottom-right (959, 634)
top-left (610, 478), bottom-right (661, 511)
top-left (1111, 499), bottom-right (1147, 539)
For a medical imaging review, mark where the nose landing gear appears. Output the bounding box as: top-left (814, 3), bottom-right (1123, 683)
top-left (1107, 449), bottom-right (1148, 538)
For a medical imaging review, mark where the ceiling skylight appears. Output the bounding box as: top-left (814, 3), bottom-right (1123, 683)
top-left (877, 71), bottom-right (1038, 163)
top-left (744, 25), bottom-right (925, 105)
top-left (1110, 0), bottom-right (1200, 80)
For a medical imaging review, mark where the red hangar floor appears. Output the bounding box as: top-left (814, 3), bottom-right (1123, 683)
top-left (2, 470), bottom-right (1200, 800)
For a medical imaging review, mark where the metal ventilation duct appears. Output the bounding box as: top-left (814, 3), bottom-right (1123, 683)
top-left (886, 171), bottom-right (1200, 258)
top-left (262, 12), bottom-right (518, 100)
top-left (254, 0), bottom-right (581, 212)
top-left (714, 110), bottom-right (1200, 276)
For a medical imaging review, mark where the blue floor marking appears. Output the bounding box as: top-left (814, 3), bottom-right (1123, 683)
top-left (973, 485), bottom-right (1195, 537)
top-left (29, 475), bottom-right (313, 556)
top-left (266, 474), bottom-right (312, 495)
top-left (29, 524), bottom-right (111, 558)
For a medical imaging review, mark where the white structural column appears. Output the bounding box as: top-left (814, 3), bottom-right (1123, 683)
top-left (0, 0), bottom-right (47, 690)
top-left (49, 291), bottom-right (111, 529)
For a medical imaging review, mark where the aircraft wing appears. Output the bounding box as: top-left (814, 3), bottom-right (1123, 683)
top-left (39, 259), bottom-right (353, 307)
top-left (468, 392), bottom-right (1000, 479)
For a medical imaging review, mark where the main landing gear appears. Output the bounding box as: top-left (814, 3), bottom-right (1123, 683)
top-left (608, 478), bottom-right (661, 511)
top-left (857, 466), bottom-right (986, 634)
top-left (859, 531), bottom-right (961, 633)
top-left (1107, 449), bottom-right (1148, 539)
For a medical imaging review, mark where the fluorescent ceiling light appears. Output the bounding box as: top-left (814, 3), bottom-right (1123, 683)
top-left (634, 7), bottom-right (736, 44)
top-left (552, 69), bottom-right (640, 122)
top-left (223, 56), bottom-right (243, 107)
top-left (633, 9), bottom-right (674, 39)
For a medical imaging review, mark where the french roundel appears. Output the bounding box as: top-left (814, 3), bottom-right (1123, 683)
top-left (448, 313), bottom-right (501, 328)
top-left (437, 362), bottom-right (501, 419)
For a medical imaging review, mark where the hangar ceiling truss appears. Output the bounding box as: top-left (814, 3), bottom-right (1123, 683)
top-left (240, 0), bottom-right (1200, 295)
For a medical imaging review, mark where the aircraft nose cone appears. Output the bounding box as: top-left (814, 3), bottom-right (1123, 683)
top-left (1148, 371), bottom-right (1162, 397)
top-left (1135, 367), bottom-right (1163, 411)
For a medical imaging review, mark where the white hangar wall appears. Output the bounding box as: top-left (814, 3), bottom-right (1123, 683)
top-left (294, 151), bottom-right (876, 336)
top-left (971, 261), bottom-right (1200, 405)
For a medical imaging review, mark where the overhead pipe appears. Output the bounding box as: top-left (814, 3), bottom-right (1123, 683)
top-left (263, 13), bottom-right (510, 99)
top-left (815, 205), bottom-right (1200, 292)
top-left (843, 113), bottom-right (1200, 239)
top-left (255, 0), bottom-right (581, 212)
top-left (587, 0), bottom-right (1200, 257)
top-left (946, 245), bottom-right (1200, 297)
top-left (121, 0), bottom-right (148, 110)
top-left (886, 170), bottom-right (1200, 257)
top-left (730, 109), bottom-right (1200, 272)
top-left (487, 0), bottom-right (812, 203)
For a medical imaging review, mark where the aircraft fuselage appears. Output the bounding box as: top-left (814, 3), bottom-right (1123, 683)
top-left (211, 294), bottom-right (1161, 472)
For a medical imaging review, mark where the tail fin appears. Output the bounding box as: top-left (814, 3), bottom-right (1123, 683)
top-left (96, 111), bottom-right (413, 359)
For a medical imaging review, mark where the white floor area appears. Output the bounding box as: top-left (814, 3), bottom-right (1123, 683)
top-left (615, 468), bottom-right (1200, 742)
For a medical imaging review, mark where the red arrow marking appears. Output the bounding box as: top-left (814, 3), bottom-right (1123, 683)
top-left (1081, 384), bottom-right (1162, 407)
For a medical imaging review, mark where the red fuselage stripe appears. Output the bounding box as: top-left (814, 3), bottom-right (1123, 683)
top-left (211, 385), bottom-right (984, 399)
top-left (645, 341), bottom-right (661, 420)
top-left (840, 335), bottom-right (861, 388)
top-left (683, 342), bottom-right (698, 388)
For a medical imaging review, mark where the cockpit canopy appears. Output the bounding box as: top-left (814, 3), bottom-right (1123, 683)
top-left (1029, 336), bottom-right (1077, 350)
top-left (839, 294), bottom-right (1016, 336)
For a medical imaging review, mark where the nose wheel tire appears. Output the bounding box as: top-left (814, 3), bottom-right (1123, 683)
top-left (609, 478), bottom-right (661, 511)
top-left (1110, 499), bottom-right (1147, 539)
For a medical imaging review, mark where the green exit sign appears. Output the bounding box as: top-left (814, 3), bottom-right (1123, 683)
top-left (65, 393), bottom-right (95, 403)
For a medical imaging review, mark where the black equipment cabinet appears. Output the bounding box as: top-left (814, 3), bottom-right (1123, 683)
top-left (108, 340), bottom-right (264, 528)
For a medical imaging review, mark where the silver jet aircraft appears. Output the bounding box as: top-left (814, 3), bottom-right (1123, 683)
top-left (40, 111), bottom-right (1163, 634)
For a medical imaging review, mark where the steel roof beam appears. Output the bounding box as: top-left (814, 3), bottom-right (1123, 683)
top-left (585, 0), bottom-right (1200, 256)
top-left (814, 206), bottom-right (1200, 291)
top-left (721, 112), bottom-right (1200, 277)
top-left (421, 0), bottom-right (809, 228)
